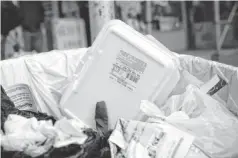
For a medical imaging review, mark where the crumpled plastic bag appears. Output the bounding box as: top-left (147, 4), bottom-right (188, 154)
top-left (140, 84), bottom-right (238, 158)
top-left (1, 99), bottom-right (111, 158)
top-left (169, 68), bottom-right (227, 108)
top-left (178, 55), bottom-right (238, 118)
top-left (139, 101), bottom-right (209, 158)
top-left (139, 101), bottom-right (208, 158)
top-left (1, 114), bottom-right (89, 157)
top-left (170, 70), bottom-right (204, 97)
top-left (1, 114), bottom-right (56, 157)
top-left (145, 34), bottom-right (238, 118)
top-left (54, 117), bottom-right (88, 148)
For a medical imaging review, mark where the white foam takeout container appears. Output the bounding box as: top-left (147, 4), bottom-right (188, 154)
top-left (60, 20), bottom-right (180, 129)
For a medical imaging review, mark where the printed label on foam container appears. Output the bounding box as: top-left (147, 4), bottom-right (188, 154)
top-left (109, 50), bottom-right (147, 91)
top-left (5, 84), bottom-right (37, 112)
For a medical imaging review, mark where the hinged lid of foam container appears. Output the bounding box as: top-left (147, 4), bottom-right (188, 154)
top-left (60, 20), bottom-right (180, 129)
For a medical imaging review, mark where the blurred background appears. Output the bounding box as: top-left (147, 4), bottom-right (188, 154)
top-left (1, 1), bottom-right (238, 66)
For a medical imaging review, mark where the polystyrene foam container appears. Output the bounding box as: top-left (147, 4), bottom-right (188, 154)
top-left (60, 20), bottom-right (180, 129)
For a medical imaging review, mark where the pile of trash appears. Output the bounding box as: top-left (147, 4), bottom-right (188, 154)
top-left (1, 20), bottom-right (238, 158)
top-left (1, 86), bottom-right (112, 158)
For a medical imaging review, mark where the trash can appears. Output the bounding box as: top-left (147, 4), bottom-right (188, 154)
top-left (1, 23), bottom-right (237, 158)
top-left (1, 38), bottom-right (237, 121)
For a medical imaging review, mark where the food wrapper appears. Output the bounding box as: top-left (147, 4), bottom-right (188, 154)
top-left (109, 118), bottom-right (194, 158)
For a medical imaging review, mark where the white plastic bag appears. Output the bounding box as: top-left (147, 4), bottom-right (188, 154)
top-left (133, 41), bottom-right (237, 157)
top-left (140, 84), bottom-right (238, 158)
top-left (1, 114), bottom-right (56, 157)
top-left (0, 48), bottom-right (88, 118)
top-left (54, 117), bottom-right (88, 148)
top-left (145, 34), bottom-right (238, 118)
top-left (179, 55), bottom-right (238, 118)
top-left (1, 114), bottom-right (89, 156)
top-left (170, 70), bottom-right (204, 97)
top-left (165, 85), bottom-right (238, 158)
top-left (139, 101), bottom-right (209, 158)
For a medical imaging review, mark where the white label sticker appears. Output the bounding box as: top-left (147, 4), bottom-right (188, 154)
top-left (109, 50), bottom-right (147, 91)
top-left (5, 84), bottom-right (37, 112)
